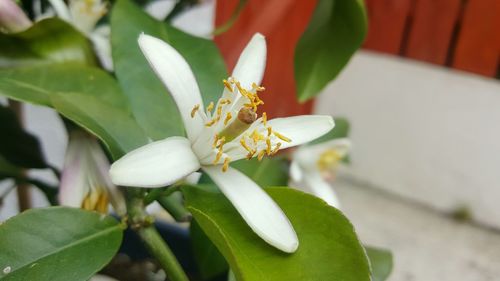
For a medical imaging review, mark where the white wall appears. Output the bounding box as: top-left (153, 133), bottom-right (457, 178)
top-left (316, 50), bottom-right (500, 229)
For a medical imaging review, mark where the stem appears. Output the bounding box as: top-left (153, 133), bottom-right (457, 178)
top-left (126, 190), bottom-right (189, 281)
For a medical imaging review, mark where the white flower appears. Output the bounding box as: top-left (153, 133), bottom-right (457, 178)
top-left (109, 33), bottom-right (334, 253)
top-left (290, 138), bottom-right (351, 209)
top-left (48, 0), bottom-right (113, 70)
top-left (59, 131), bottom-right (126, 216)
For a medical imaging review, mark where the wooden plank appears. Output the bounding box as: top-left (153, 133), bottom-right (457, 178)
top-left (363, 0), bottom-right (412, 54)
top-left (404, 0), bottom-right (461, 65)
top-left (214, 0), bottom-right (316, 117)
top-left (452, 0), bottom-right (500, 77)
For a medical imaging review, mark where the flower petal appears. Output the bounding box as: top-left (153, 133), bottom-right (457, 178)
top-left (302, 171), bottom-right (341, 209)
top-left (59, 133), bottom-right (88, 208)
top-left (289, 160), bottom-right (303, 182)
top-left (203, 166), bottom-right (298, 253)
top-left (231, 33), bottom-right (267, 89)
top-left (90, 26), bottom-right (113, 71)
top-left (294, 138), bottom-right (351, 169)
top-left (48, 0), bottom-right (71, 21)
top-left (138, 34), bottom-right (205, 141)
top-left (110, 137), bottom-right (200, 188)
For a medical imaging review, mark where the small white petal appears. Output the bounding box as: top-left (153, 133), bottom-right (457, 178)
top-left (48, 0), bottom-right (71, 21)
top-left (59, 134), bottom-right (88, 207)
top-left (289, 160), bottom-right (303, 182)
top-left (203, 166), bottom-right (298, 253)
top-left (294, 138), bottom-right (351, 169)
top-left (232, 33), bottom-right (266, 89)
top-left (90, 27), bottom-right (113, 71)
top-left (302, 171), bottom-right (341, 209)
top-left (110, 137), bottom-right (200, 188)
top-left (138, 34), bottom-right (205, 141)
top-left (145, 0), bottom-right (176, 21)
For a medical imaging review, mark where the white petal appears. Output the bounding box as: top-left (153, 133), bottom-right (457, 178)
top-left (90, 27), bottom-right (113, 71)
top-left (59, 134), bottom-right (88, 207)
top-left (303, 171), bottom-right (341, 209)
top-left (145, 0), bottom-right (176, 21)
top-left (110, 137), bottom-right (200, 188)
top-left (48, 0), bottom-right (71, 21)
top-left (294, 138), bottom-right (351, 169)
top-left (203, 166), bottom-right (298, 253)
top-left (289, 160), bottom-right (303, 182)
top-left (231, 33), bottom-right (266, 89)
top-left (138, 34), bottom-right (205, 141)
top-left (267, 115), bottom-right (335, 149)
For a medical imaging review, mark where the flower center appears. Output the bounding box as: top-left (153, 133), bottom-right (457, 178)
top-left (317, 149), bottom-right (342, 172)
top-left (191, 78), bottom-right (291, 172)
top-left (81, 187), bottom-right (109, 213)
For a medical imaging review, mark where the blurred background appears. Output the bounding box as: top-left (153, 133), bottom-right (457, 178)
top-left (1, 0), bottom-right (499, 280)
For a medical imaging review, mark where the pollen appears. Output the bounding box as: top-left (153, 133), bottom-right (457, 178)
top-left (224, 112), bottom-right (232, 125)
top-left (262, 112), bottom-right (267, 126)
top-left (271, 142), bottom-right (282, 155)
top-left (266, 138), bottom-right (272, 154)
top-left (240, 138), bottom-right (252, 153)
top-left (222, 157), bottom-right (230, 172)
top-left (257, 150), bottom-right (266, 161)
top-left (223, 79), bottom-right (234, 92)
top-left (213, 148), bottom-right (223, 164)
top-left (267, 126), bottom-right (272, 137)
top-left (191, 104), bottom-right (200, 118)
top-left (273, 131), bottom-right (291, 143)
top-left (206, 102), bottom-right (214, 113)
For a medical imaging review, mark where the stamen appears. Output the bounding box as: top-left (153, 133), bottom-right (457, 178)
top-left (191, 104), bottom-right (200, 118)
top-left (206, 102), bottom-right (214, 113)
top-left (257, 150), bottom-right (266, 161)
top-left (223, 79), bottom-right (233, 92)
top-left (273, 131), bottom-right (291, 142)
top-left (224, 112), bottom-right (232, 125)
top-left (267, 126), bottom-right (272, 137)
top-left (251, 130), bottom-right (265, 144)
top-left (262, 112), bottom-right (267, 126)
top-left (222, 157), bottom-right (230, 172)
top-left (240, 138), bottom-right (253, 153)
top-left (213, 149), bottom-right (223, 164)
top-left (266, 138), bottom-right (272, 155)
top-left (212, 134), bottom-right (219, 148)
top-left (271, 143), bottom-right (282, 155)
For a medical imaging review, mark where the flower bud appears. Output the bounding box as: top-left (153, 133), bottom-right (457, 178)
top-left (0, 0), bottom-right (31, 33)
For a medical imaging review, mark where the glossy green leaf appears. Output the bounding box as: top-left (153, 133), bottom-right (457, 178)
top-left (190, 220), bottom-right (229, 280)
top-left (183, 185), bottom-right (370, 281)
top-left (111, 0), bottom-right (228, 140)
top-left (295, 0), bottom-right (367, 102)
top-left (0, 63), bottom-right (148, 159)
top-left (366, 246), bottom-right (393, 281)
top-left (0, 104), bottom-right (47, 168)
top-left (231, 157), bottom-right (289, 187)
top-left (0, 18), bottom-right (97, 68)
top-left (309, 116), bottom-right (350, 145)
top-left (0, 207), bottom-right (124, 281)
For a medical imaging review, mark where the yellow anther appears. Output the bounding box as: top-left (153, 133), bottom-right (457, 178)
top-left (252, 82), bottom-right (265, 92)
top-left (191, 104), bottom-right (200, 118)
top-left (250, 130), bottom-right (265, 144)
top-left (257, 150), bottom-right (266, 161)
top-left (267, 126), bottom-right (272, 137)
top-left (273, 131), bottom-right (291, 142)
top-left (246, 151), bottom-right (255, 159)
top-left (219, 99), bottom-right (232, 105)
top-left (212, 134), bottom-right (219, 148)
top-left (224, 112), bottom-right (232, 125)
top-left (222, 157), bottom-right (230, 172)
top-left (240, 138), bottom-right (253, 153)
top-left (206, 102), bottom-right (214, 113)
top-left (216, 136), bottom-right (226, 148)
top-left (266, 138), bottom-right (271, 155)
top-left (223, 79), bottom-right (234, 92)
top-left (213, 149), bottom-right (223, 164)
top-left (205, 119), bottom-right (217, 127)
top-left (271, 143), bottom-right (282, 155)
top-left (262, 112), bottom-right (267, 126)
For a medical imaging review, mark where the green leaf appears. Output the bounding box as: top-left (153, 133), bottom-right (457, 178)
top-left (0, 63), bottom-right (148, 159)
top-left (0, 207), bottom-right (124, 281)
top-left (231, 157), bottom-right (289, 187)
top-left (190, 220), bottom-right (229, 280)
top-left (309, 116), bottom-right (350, 145)
top-left (0, 156), bottom-right (22, 180)
top-left (183, 185), bottom-right (370, 281)
top-left (0, 18), bottom-right (97, 68)
top-left (111, 0), bottom-right (228, 140)
top-left (366, 246), bottom-right (393, 281)
top-left (295, 0), bottom-right (367, 102)
top-left (0, 104), bottom-right (47, 168)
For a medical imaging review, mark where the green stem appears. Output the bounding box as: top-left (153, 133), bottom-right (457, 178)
top-left (126, 190), bottom-right (189, 281)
